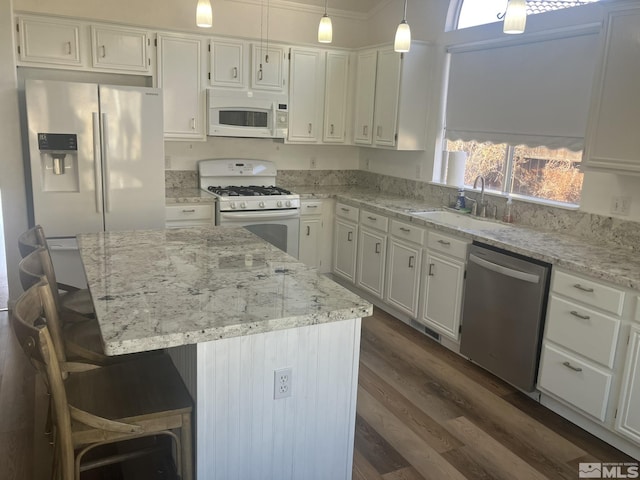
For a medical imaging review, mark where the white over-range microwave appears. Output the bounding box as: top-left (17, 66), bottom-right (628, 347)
top-left (207, 89), bottom-right (288, 138)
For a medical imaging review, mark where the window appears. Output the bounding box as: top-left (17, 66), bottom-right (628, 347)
top-left (446, 139), bottom-right (584, 204)
top-left (457, 0), bottom-right (601, 30)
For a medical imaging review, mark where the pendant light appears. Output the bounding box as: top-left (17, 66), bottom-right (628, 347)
top-left (318, 0), bottom-right (332, 44)
top-left (196, 0), bottom-right (213, 28)
top-left (394, 0), bottom-right (411, 53)
top-left (503, 0), bottom-right (527, 34)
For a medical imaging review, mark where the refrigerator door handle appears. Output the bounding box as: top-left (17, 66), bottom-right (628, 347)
top-left (101, 112), bottom-right (111, 213)
top-left (92, 112), bottom-right (103, 214)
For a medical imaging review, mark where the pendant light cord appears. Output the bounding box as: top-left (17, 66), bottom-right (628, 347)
top-left (266, 0), bottom-right (270, 63)
top-left (403, 0), bottom-right (408, 22)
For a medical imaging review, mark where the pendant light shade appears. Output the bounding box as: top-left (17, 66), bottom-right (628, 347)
top-left (196, 0), bottom-right (213, 28)
top-left (318, 0), bottom-right (332, 43)
top-left (503, 0), bottom-right (527, 34)
top-left (394, 0), bottom-right (411, 52)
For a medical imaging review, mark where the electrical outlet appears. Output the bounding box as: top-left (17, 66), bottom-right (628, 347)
top-left (611, 196), bottom-right (631, 216)
top-left (310, 157), bottom-right (317, 169)
top-left (274, 368), bottom-right (292, 399)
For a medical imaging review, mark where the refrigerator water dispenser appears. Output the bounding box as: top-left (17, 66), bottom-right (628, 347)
top-left (37, 133), bottom-right (79, 192)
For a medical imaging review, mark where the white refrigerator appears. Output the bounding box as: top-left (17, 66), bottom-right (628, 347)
top-left (25, 79), bottom-right (165, 287)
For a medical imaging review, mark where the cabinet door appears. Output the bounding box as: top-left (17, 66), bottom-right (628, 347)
top-left (385, 239), bottom-right (421, 318)
top-left (420, 251), bottom-right (465, 341)
top-left (288, 48), bottom-right (324, 143)
top-left (333, 219), bottom-right (357, 283)
top-left (91, 26), bottom-right (150, 72)
top-left (299, 216), bottom-right (321, 268)
top-left (586, 8), bottom-right (640, 173)
top-left (353, 50), bottom-right (377, 145)
top-left (357, 228), bottom-right (386, 299)
top-left (373, 48), bottom-right (401, 147)
top-left (158, 34), bottom-right (204, 139)
top-left (323, 51), bottom-right (349, 143)
top-left (251, 44), bottom-right (285, 91)
top-left (211, 40), bottom-right (244, 87)
top-left (616, 326), bottom-right (640, 443)
top-left (18, 16), bottom-right (81, 66)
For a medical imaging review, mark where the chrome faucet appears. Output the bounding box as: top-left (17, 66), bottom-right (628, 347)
top-left (473, 175), bottom-right (486, 217)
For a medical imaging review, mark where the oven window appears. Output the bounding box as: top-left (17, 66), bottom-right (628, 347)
top-left (219, 110), bottom-right (268, 128)
top-left (244, 224), bottom-right (288, 253)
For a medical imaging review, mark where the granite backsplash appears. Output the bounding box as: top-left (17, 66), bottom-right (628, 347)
top-left (166, 169), bottom-right (640, 251)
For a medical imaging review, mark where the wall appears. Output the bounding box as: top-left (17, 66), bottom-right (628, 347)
top-left (1, 0), bottom-right (28, 305)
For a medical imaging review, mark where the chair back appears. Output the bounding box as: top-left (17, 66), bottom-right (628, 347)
top-left (18, 225), bottom-right (47, 258)
top-left (18, 244), bottom-right (64, 314)
top-left (18, 248), bottom-right (68, 364)
top-left (11, 281), bottom-right (75, 477)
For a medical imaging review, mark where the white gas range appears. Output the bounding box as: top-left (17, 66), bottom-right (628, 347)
top-left (198, 159), bottom-right (300, 257)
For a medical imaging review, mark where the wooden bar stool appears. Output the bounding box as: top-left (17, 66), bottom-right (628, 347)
top-left (18, 225), bottom-right (95, 318)
top-left (11, 280), bottom-right (194, 480)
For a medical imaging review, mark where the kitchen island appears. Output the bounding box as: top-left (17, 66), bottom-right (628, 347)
top-left (77, 226), bottom-right (372, 479)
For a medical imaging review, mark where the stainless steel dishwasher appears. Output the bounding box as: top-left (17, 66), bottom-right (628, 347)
top-left (460, 243), bottom-right (551, 392)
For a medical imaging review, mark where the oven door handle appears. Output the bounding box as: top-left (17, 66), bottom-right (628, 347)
top-left (219, 210), bottom-right (300, 222)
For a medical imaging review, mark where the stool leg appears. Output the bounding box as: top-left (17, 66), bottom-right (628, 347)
top-left (180, 413), bottom-right (194, 480)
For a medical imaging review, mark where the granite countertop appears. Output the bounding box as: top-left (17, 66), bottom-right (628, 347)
top-left (294, 186), bottom-right (640, 291)
top-left (165, 187), bottom-right (215, 204)
top-left (77, 226), bottom-right (373, 355)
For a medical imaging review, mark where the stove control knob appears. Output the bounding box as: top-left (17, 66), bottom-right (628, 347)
top-left (240, 202), bottom-right (247, 209)
top-left (230, 202), bottom-right (236, 209)
top-left (285, 200), bottom-right (292, 207)
top-left (259, 201), bottom-right (265, 208)
top-left (277, 200), bottom-right (283, 207)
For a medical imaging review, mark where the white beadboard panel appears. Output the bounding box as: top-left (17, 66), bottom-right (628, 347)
top-left (196, 318), bottom-right (362, 480)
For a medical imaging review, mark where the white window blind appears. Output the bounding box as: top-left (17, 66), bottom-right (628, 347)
top-left (445, 27), bottom-right (600, 151)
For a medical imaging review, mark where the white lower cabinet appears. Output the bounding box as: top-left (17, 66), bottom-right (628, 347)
top-left (385, 221), bottom-right (424, 318)
top-left (356, 221), bottom-right (387, 299)
top-left (616, 325), bottom-right (640, 443)
top-left (298, 199), bottom-right (333, 273)
top-left (333, 203), bottom-right (359, 283)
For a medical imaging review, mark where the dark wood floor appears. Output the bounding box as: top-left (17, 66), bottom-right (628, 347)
top-left (1, 307), bottom-right (636, 479)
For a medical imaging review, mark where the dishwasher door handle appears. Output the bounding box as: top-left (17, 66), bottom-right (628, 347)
top-left (468, 254), bottom-right (540, 284)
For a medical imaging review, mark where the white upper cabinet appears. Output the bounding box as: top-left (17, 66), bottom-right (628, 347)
top-left (90, 25), bottom-right (150, 73)
top-left (584, 6), bottom-right (640, 174)
top-left (353, 50), bottom-right (377, 145)
top-left (251, 44), bottom-right (287, 91)
top-left (210, 40), bottom-right (244, 88)
top-left (354, 43), bottom-right (430, 150)
top-left (323, 51), bottom-right (350, 143)
top-left (17, 15), bottom-right (82, 67)
top-left (157, 33), bottom-right (205, 140)
top-left (288, 47), bottom-right (324, 143)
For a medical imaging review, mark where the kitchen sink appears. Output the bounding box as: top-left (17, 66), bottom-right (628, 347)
top-left (412, 210), bottom-right (512, 231)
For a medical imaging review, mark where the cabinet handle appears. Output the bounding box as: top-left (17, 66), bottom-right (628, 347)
top-left (437, 239), bottom-right (451, 246)
top-left (66, 41), bottom-right (72, 55)
top-left (100, 45), bottom-right (106, 58)
top-left (375, 242), bottom-right (381, 254)
top-left (232, 66), bottom-right (238, 78)
top-left (347, 231), bottom-right (353, 242)
top-left (258, 69), bottom-right (263, 81)
top-left (182, 209), bottom-right (196, 213)
top-left (400, 227), bottom-right (410, 233)
top-left (190, 117), bottom-right (196, 130)
top-left (562, 361), bottom-right (583, 372)
top-left (377, 125), bottom-right (382, 137)
top-left (428, 263), bottom-right (435, 276)
top-left (367, 216), bottom-right (377, 221)
top-left (330, 124), bottom-right (335, 135)
top-left (363, 125), bottom-right (368, 136)
top-left (573, 283), bottom-right (594, 293)
top-left (570, 310), bottom-right (591, 320)
top-left (308, 123), bottom-right (312, 134)
top-left (306, 205), bottom-right (318, 209)
top-left (341, 207), bottom-right (350, 212)
top-left (408, 256), bottom-right (415, 268)
top-left (306, 225), bottom-right (311, 236)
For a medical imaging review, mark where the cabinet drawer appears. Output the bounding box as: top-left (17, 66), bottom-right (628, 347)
top-left (390, 220), bottom-right (424, 245)
top-left (336, 203), bottom-right (359, 222)
top-left (538, 343), bottom-right (612, 421)
top-left (360, 210), bottom-right (389, 232)
top-left (552, 270), bottom-right (625, 316)
top-left (166, 204), bottom-right (213, 222)
top-left (300, 201), bottom-right (323, 216)
top-left (427, 231), bottom-right (469, 259)
top-left (546, 295), bottom-right (620, 368)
